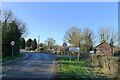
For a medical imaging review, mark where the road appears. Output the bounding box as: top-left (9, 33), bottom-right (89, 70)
top-left (1, 52), bottom-right (57, 80)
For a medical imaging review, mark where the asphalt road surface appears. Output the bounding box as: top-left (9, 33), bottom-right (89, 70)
top-left (1, 52), bottom-right (57, 80)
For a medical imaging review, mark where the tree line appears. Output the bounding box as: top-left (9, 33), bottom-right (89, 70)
top-left (63, 26), bottom-right (118, 53)
top-left (1, 10), bottom-right (118, 57)
top-left (20, 37), bottom-right (57, 52)
top-left (21, 38), bottom-right (37, 51)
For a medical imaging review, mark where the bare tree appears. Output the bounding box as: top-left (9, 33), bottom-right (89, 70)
top-left (45, 38), bottom-right (56, 50)
top-left (2, 10), bottom-right (14, 23)
top-left (64, 26), bottom-right (96, 52)
top-left (98, 26), bottom-right (118, 45)
top-left (14, 19), bottom-right (28, 37)
top-left (81, 27), bottom-right (95, 51)
top-left (63, 26), bottom-right (82, 47)
top-left (2, 10), bottom-right (28, 37)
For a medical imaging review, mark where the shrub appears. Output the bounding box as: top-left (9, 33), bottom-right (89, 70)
top-left (114, 51), bottom-right (120, 56)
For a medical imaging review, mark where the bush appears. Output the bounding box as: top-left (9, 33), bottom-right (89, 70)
top-left (114, 51), bottom-right (120, 56)
top-left (80, 52), bottom-right (90, 60)
top-left (25, 47), bottom-right (30, 51)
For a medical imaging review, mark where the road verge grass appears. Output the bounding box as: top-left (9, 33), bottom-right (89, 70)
top-left (2, 53), bottom-right (23, 63)
top-left (56, 57), bottom-right (103, 80)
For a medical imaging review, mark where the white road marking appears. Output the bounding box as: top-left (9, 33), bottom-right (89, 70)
top-left (49, 60), bottom-right (55, 78)
top-left (0, 74), bottom-right (6, 77)
top-left (26, 57), bottom-right (38, 65)
top-left (51, 61), bottom-right (55, 73)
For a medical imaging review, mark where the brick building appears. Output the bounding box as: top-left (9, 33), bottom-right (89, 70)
top-left (96, 41), bottom-right (112, 56)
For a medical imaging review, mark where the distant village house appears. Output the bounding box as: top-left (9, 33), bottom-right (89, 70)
top-left (96, 41), bottom-right (112, 56)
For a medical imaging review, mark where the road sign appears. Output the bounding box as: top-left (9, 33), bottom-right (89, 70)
top-left (10, 41), bottom-right (15, 56)
top-left (63, 42), bottom-right (67, 48)
top-left (90, 51), bottom-right (94, 54)
top-left (69, 47), bottom-right (80, 52)
top-left (11, 41), bottom-right (15, 46)
top-left (69, 47), bottom-right (80, 62)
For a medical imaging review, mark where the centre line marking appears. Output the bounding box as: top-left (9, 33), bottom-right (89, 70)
top-left (26, 57), bottom-right (38, 65)
top-left (0, 74), bottom-right (6, 77)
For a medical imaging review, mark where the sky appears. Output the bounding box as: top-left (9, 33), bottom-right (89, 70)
top-left (1, 0), bottom-right (120, 2)
top-left (2, 2), bottom-right (118, 45)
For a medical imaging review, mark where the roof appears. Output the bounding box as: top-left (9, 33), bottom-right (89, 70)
top-left (96, 41), bottom-right (110, 48)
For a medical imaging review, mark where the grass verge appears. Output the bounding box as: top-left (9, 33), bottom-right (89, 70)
top-left (2, 53), bottom-right (23, 63)
top-left (56, 57), bottom-right (103, 80)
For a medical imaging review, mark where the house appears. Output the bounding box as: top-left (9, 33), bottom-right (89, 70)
top-left (96, 41), bottom-right (112, 56)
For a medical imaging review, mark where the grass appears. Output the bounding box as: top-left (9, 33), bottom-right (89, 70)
top-left (56, 57), bottom-right (101, 80)
top-left (2, 53), bottom-right (23, 63)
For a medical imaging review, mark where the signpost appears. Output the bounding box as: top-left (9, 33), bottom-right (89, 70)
top-left (10, 41), bottom-right (15, 56)
top-left (63, 42), bottom-right (67, 55)
top-left (63, 42), bottom-right (67, 48)
top-left (69, 47), bottom-right (80, 62)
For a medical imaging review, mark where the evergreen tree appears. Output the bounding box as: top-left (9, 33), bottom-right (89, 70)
top-left (2, 21), bottom-right (23, 57)
top-left (39, 43), bottom-right (43, 47)
top-left (26, 38), bottom-right (33, 47)
top-left (31, 39), bottom-right (37, 50)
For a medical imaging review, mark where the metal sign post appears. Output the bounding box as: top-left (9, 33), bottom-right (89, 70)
top-left (63, 42), bottom-right (67, 55)
top-left (78, 52), bottom-right (80, 62)
top-left (69, 47), bottom-right (80, 62)
top-left (12, 46), bottom-right (13, 56)
top-left (10, 41), bottom-right (15, 56)
top-left (70, 52), bottom-right (71, 62)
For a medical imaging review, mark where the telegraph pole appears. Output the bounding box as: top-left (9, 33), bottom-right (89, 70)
top-left (38, 35), bottom-right (40, 52)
